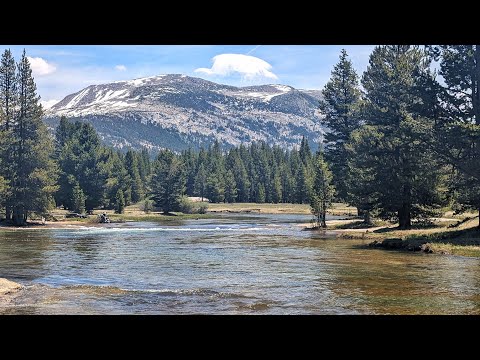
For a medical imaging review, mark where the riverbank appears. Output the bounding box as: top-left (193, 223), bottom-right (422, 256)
top-left (324, 215), bottom-right (480, 258)
top-left (0, 202), bottom-right (356, 230)
top-left (4, 203), bottom-right (479, 258)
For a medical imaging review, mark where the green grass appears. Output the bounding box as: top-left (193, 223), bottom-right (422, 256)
top-left (425, 243), bottom-right (480, 257)
top-left (206, 202), bottom-right (357, 215)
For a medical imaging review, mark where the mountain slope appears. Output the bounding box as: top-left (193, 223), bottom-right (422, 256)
top-left (45, 74), bottom-right (323, 151)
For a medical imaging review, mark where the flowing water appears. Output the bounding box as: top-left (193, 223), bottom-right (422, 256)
top-left (1, 214), bottom-right (479, 314)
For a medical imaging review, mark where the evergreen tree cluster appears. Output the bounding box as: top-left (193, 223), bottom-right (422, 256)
top-left (54, 117), bottom-right (152, 214)
top-left (1, 46), bottom-right (480, 230)
top-left (0, 49), bottom-right (57, 225)
top-left (320, 45), bottom-right (480, 229)
top-left (180, 138), bottom-right (315, 205)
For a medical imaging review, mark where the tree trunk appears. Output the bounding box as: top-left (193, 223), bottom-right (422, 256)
top-left (478, 207), bottom-right (480, 229)
top-left (398, 203), bottom-right (411, 229)
top-left (12, 207), bottom-right (26, 226)
top-left (357, 207), bottom-right (363, 217)
top-left (363, 210), bottom-right (372, 225)
top-left (321, 211), bottom-right (327, 228)
top-left (473, 45), bottom-right (480, 125)
top-left (5, 205), bottom-right (11, 221)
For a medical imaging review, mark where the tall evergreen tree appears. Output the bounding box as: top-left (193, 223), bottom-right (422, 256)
top-left (224, 170), bottom-right (237, 203)
top-left (206, 171), bottom-right (225, 203)
top-left (56, 120), bottom-right (107, 211)
top-left (0, 130), bottom-right (10, 212)
top-left (361, 45), bottom-right (445, 228)
top-left (431, 45), bottom-right (480, 226)
top-left (104, 149), bottom-right (131, 208)
top-left (115, 188), bottom-right (125, 214)
top-left (11, 51), bottom-right (58, 225)
top-left (310, 152), bottom-right (335, 228)
top-left (54, 116), bottom-right (74, 157)
top-left (345, 126), bottom-right (382, 224)
top-left (71, 183), bottom-right (86, 214)
top-left (271, 167), bottom-right (283, 204)
top-left (125, 149), bottom-right (144, 203)
top-left (0, 49), bottom-right (17, 220)
top-left (194, 163), bottom-right (207, 201)
top-left (319, 49), bottom-right (362, 204)
top-left (295, 165), bottom-right (311, 204)
top-left (150, 150), bottom-right (186, 213)
top-left (0, 49), bottom-right (17, 131)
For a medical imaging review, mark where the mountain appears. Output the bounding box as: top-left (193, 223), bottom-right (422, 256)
top-left (45, 74), bottom-right (324, 152)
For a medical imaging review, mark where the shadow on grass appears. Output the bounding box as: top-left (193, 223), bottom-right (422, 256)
top-left (372, 222), bottom-right (446, 234)
top-left (334, 221), bottom-right (380, 230)
top-left (405, 226), bottom-right (480, 245)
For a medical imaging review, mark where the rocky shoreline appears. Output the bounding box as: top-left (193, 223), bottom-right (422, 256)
top-left (368, 238), bottom-right (437, 253)
top-left (0, 278), bottom-right (23, 300)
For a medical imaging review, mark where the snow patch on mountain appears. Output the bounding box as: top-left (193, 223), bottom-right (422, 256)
top-left (46, 74), bottom-right (324, 152)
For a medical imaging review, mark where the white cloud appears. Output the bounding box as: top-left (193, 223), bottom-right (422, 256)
top-left (115, 64), bottom-right (127, 71)
top-left (27, 57), bottom-right (56, 76)
top-left (195, 53), bottom-right (278, 81)
top-left (40, 99), bottom-right (59, 109)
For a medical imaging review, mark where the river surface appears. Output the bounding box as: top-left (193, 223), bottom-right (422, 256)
top-left (1, 214), bottom-right (479, 314)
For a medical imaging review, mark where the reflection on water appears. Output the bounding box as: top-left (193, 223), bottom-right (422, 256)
top-left (1, 213), bottom-right (479, 314)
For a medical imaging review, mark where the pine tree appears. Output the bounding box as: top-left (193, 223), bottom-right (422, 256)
top-left (125, 149), bottom-right (144, 203)
top-left (71, 183), bottom-right (86, 214)
top-left (319, 49), bottom-right (362, 204)
top-left (206, 172), bottom-right (225, 203)
top-left (0, 49), bottom-right (17, 131)
top-left (138, 147), bottom-right (151, 196)
top-left (10, 51), bottom-right (58, 225)
top-left (150, 150), bottom-right (186, 213)
top-left (56, 120), bottom-right (107, 211)
top-left (54, 116), bottom-right (74, 157)
top-left (224, 170), bottom-right (237, 203)
top-left (295, 165), bottom-right (311, 204)
top-left (345, 126), bottom-right (382, 224)
top-left (0, 49), bottom-right (17, 220)
top-left (431, 45), bottom-right (480, 227)
top-left (104, 149), bottom-right (131, 208)
top-left (271, 168), bottom-right (282, 203)
top-left (115, 188), bottom-right (125, 214)
top-left (310, 152), bottom-right (335, 228)
top-left (0, 129), bottom-right (10, 211)
top-left (182, 148), bottom-right (198, 195)
top-left (299, 136), bottom-right (312, 166)
top-left (361, 45), bottom-right (445, 228)
top-left (256, 183), bottom-right (266, 203)
top-left (194, 163), bottom-right (207, 201)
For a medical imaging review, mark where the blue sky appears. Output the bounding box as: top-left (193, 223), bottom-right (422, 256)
top-left (0, 45), bottom-right (375, 108)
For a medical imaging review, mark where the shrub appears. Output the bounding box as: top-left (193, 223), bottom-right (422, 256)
top-left (142, 199), bottom-right (154, 213)
top-left (198, 203), bottom-right (208, 214)
top-left (178, 196), bottom-right (209, 214)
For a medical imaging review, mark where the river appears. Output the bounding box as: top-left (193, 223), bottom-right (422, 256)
top-left (1, 214), bottom-right (479, 314)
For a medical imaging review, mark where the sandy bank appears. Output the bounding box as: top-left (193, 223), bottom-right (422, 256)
top-left (0, 278), bottom-right (22, 296)
top-left (0, 220), bottom-right (105, 230)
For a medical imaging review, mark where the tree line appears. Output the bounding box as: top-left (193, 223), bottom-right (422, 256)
top-left (318, 45), bottom-right (480, 229)
top-left (1, 46), bottom-right (479, 229)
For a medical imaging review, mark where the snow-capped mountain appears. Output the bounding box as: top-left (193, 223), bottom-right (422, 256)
top-left (45, 74), bottom-right (323, 152)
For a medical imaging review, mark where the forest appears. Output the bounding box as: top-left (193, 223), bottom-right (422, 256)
top-left (0, 46), bottom-right (479, 229)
